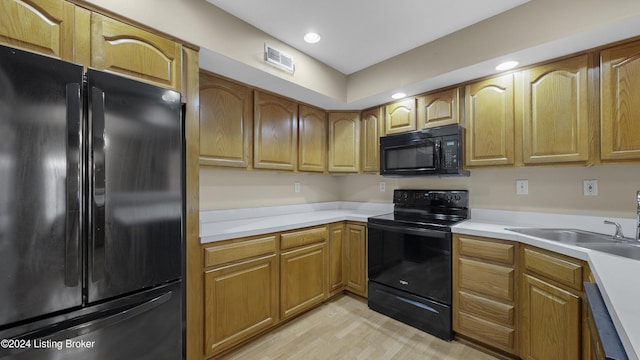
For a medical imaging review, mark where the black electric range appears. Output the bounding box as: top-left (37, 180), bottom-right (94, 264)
top-left (367, 189), bottom-right (469, 341)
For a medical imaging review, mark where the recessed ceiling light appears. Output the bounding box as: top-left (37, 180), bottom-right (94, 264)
top-left (391, 92), bottom-right (406, 100)
top-left (496, 61), bottom-right (519, 71)
top-left (304, 32), bottom-right (321, 44)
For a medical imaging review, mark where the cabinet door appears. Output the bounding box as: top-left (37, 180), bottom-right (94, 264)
top-left (601, 41), bottom-right (640, 161)
top-left (204, 254), bottom-right (278, 357)
top-left (328, 112), bottom-right (360, 173)
top-left (361, 107), bottom-right (383, 173)
top-left (520, 274), bottom-right (581, 360)
top-left (465, 74), bottom-right (515, 167)
top-left (522, 55), bottom-right (589, 164)
top-left (417, 88), bottom-right (461, 129)
top-left (385, 98), bottom-right (416, 134)
top-left (345, 223), bottom-right (367, 297)
top-left (298, 104), bottom-right (327, 172)
top-left (328, 223), bottom-right (345, 296)
top-left (0, 0), bottom-right (75, 61)
top-left (199, 72), bottom-right (252, 168)
top-left (90, 13), bottom-right (182, 91)
top-left (254, 91), bottom-right (298, 171)
top-left (280, 242), bottom-right (327, 320)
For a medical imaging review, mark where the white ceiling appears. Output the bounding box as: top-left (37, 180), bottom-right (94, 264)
top-left (204, 0), bottom-right (530, 75)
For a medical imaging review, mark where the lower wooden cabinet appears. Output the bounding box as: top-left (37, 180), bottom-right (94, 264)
top-left (203, 252), bottom-right (278, 357)
top-left (453, 234), bottom-right (518, 355)
top-left (520, 273), bottom-right (581, 360)
top-left (328, 223), bottom-right (346, 297)
top-left (345, 223), bottom-right (367, 297)
top-left (281, 241), bottom-right (327, 320)
top-left (201, 222), bottom-right (369, 358)
top-left (519, 245), bottom-right (585, 360)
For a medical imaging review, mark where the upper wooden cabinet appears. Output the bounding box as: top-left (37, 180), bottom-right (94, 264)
top-left (90, 14), bottom-right (182, 91)
top-left (601, 40), bottom-right (640, 161)
top-left (465, 73), bottom-right (516, 167)
top-left (298, 105), bottom-right (327, 172)
top-left (0, 0), bottom-right (76, 61)
top-left (384, 98), bottom-right (416, 135)
top-left (199, 72), bottom-right (252, 168)
top-left (328, 112), bottom-right (360, 173)
top-left (417, 88), bottom-right (461, 129)
top-left (253, 91), bottom-right (298, 171)
top-left (522, 55), bottom-right (590, 164)
top-left (361, 107), bottom-right (383, 173)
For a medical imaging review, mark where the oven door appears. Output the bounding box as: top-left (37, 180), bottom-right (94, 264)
top-left (380, 133), bottom-right (440, 176)
top-left (367, 222), bottom-right (451, 304)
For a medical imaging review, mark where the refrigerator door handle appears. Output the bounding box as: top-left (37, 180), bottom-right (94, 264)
top-left (0, 291), bottom-right (172, 357)
top-left (65, 83), bottom-right (82, 287)
top-left (91, 86), bottom-right (106, 281)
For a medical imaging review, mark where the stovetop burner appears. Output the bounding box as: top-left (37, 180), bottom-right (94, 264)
top-left (368, 189), bottom-right (469, 231)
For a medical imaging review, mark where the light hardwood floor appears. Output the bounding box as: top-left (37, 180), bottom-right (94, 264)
top-left (219, 294), bottom-right (498, 360)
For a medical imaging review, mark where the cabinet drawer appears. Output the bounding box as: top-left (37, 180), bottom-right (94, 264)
top-left (523, 247), bottom-right (583, 291)
top-left (458, 236), bottom-right (515, 265)
top-left (458, 312), bottom-right (516, 354)
top-left (458, 290), bottom-right (515, 326)
top-left (281, 226), bottom-right (327, 250)
top-left (459, 258), bottom-right (514, 301)
top-left (204, 235), bottom-right (277, 268)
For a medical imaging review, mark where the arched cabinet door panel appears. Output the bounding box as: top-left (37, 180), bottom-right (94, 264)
top-left (199, 72), bottom-right (253, 168)
top-left (465, 74), bottom-right (515, 167)
top-left (91, 13), bottom-right (182, 91)
top-left (601, 41), bottom-right (640, 161)
top-left (253, 91), bottom-right (298, 171)
top-left (0, 0), bottom-right (76, 61)
top-left (522, 55), bottom-right (589, 164)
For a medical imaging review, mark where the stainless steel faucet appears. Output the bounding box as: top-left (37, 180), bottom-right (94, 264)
top-left (604, 220), bottom-right (625, 240)
top-left (636, 191), bottom-right (640, 241)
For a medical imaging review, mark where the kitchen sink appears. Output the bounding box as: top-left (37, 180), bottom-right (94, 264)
top-left (577, 242), bottom-right (640, 261)
top-left (505, 228), bottom-right (621, 244)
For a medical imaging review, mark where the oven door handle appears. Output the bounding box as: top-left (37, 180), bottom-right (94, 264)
top-left (367, 222), bottom-right (449, 239)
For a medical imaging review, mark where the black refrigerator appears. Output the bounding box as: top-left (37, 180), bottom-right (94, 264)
top-left (0, 45), bottom-right (184, 359)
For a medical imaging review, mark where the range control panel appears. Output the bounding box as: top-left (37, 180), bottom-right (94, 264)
top-left (393, 189), bottom-right (468, 209)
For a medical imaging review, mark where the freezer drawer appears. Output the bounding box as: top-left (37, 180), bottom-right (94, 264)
top-left (0, 281), bottom-right (183, 360)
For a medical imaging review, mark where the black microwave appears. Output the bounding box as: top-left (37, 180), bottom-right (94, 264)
top-left (379, 124), bottom-right (469, 177)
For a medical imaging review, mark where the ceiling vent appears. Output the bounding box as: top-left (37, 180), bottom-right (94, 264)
top-left (264, 43), bottom-right (295, 74)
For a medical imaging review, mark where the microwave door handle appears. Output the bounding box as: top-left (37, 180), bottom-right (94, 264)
top-left (435, 139), bottom-right (442, 170)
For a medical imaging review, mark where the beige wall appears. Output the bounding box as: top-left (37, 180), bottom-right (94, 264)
top-left (337, 164), bottom-right (640, 218)
top-left (201, 164), bottom-right (640, 218)
top-left (200, 168), bottom-right (340, 210)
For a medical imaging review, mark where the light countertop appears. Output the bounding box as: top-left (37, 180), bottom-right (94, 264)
top-left (200, 203), bottom-right (639, 359)
top-left (454, 209), bottom-right (639, 360)
top-left (200, 201), bottom-right (392, 243)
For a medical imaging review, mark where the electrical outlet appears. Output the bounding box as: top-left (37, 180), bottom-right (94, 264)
top-left (516, 180), bottom-right (528, 195)
top-left (379, 181), bottom-right (386, 192)
top-left (294, 181), bottom-right (301, 193)
top-left (583, 180), bottom-right (598, 196)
